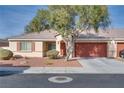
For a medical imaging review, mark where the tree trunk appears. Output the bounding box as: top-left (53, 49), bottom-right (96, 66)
top-left (65, 35), bottom-right (75, 61)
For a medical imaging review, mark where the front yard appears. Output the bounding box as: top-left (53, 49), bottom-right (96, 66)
top-left (0, 57), bottom-right (82, 67)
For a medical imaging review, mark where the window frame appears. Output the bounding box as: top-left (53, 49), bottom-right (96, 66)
top-left (20, 41), bottom-right (32, 52)
top-left (48, 43), bottom-right (56, 50)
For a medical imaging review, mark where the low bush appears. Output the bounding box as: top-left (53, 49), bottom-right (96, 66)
top-left (46, 50), bottom-right (59, 59)
top-left (0, 48), bottom-right (13, 60)
top-left (13, 55), bottom-right (23, 59)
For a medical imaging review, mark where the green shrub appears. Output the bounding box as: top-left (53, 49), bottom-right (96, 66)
top-left (46, 50), bottom-right (59, 59)
top-left (0, 48), bottom-right (13, 60)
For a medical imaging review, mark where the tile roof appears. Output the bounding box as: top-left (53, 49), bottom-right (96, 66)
top-left (8, 29), bottom-right (124, 41)
top-left (78, 29), bottom-right (124, 40)
top-left (8, 30), bottom-right (57, 41)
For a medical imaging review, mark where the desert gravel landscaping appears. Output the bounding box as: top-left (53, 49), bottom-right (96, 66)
top-left (0, 57), bottom-right (82, 67)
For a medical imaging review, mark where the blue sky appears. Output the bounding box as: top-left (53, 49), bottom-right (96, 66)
top-left (108, 5), bottom-right (124, 28)
top-left (0, 5), bottom-right (124, 38)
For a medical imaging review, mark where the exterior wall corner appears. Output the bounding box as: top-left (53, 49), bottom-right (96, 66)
top-left (107, 41), bottom-right (117, 58)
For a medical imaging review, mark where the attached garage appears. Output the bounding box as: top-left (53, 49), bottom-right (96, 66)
top-left (117, 43), bottom-right (124, 57)
top-left (75, 42), bottom-right (107, 57)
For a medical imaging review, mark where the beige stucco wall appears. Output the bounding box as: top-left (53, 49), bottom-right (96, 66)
top-left (9, 41), bottom-right (17, 51)
top-left (107, 41), bottom-right (117, 58)
top-left (35, 42), bottom-right (43, 52)
top-left (56, 35), bottom-right (63, 55)
top-left (12, 52), bottom-right (43, 57)
top-left (56, 41), bottom-right (61, 55)
top-left (9, 41), bottom-right (44, 57)
top-left (8, 35), bottom-right (63, 58)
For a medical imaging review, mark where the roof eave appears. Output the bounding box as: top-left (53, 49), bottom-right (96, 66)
top-left (8, 38), bottom-right (56, 41)
top-left (76, 37), bottom-right (124, 41)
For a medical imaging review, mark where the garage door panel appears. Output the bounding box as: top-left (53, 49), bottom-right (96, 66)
top-left (75, 43), bottom-right (107, 57)
top-left (117, 43), bottom-right (124, 57)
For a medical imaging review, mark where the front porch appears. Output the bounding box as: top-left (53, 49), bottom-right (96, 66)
top-left (42, 41), bottom-right (56, 57)
top-left (42, 40), bottom-right (66, 57)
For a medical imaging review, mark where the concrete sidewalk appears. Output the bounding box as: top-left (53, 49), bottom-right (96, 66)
top-left (0, 67), bottom-right (84, 74)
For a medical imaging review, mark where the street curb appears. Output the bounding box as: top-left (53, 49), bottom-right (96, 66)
top-left (1, 67), bottom-right (124, 74)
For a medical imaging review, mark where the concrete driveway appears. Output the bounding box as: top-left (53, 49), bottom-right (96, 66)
top-left (78, 57), bottom-right (124, 74)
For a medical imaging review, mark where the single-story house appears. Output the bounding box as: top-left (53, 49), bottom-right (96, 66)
top-left (7, 29), bottom-right (124, 58)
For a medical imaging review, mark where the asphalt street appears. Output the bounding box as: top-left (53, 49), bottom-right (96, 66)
top-left (0, 73), bottom-right (124, 88)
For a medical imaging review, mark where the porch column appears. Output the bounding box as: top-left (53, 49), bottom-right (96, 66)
top-left (56, 40), bottom-right (61, 55)
top-left (56, 35), bottom-right (63, 56)
top-left (41, 42), bottom-right (44, 57)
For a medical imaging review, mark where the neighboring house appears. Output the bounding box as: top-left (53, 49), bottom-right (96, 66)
top-left (7, 29), bottom-right (124, 58)
top-left (0, 39), bottom-right (9, 47)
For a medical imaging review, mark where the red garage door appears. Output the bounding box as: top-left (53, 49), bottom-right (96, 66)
top-left (117, 43), bottom-right (124, 57)
top-left (75, 43), bottom-right (107, 57)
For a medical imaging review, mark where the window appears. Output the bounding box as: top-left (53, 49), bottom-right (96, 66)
top-left (20, 42), bottom-right (32, 52)
top-left (48, 43), bottom-right (56, 50)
